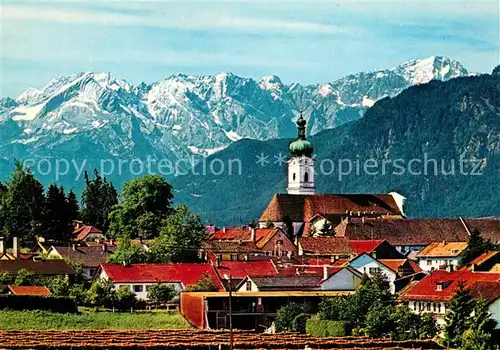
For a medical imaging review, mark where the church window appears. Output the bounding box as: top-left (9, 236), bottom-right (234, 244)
top-left (293, 173), bottom-right (296, 181)
top-left (304, 172), bottom-right (309, 182)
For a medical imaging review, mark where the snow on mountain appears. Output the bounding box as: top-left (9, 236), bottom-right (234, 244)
top-left (0, 56), bottom-right (469, 168)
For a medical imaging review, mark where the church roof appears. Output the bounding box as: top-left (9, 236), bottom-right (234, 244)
top-left (258, 193), bottom-right (402, 222)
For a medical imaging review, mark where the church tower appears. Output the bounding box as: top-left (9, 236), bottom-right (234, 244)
top-left (286, 112), bottom-right (315, 195)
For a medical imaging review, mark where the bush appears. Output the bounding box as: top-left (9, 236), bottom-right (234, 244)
top-left (147, 284), bottom-right (176, 305)
top-left (116, 286), bottom-right (137, 311)
top-left (306, 319), bottom-right (350, 337)
top-left (364, 302), bottom-right (395, 338)
top-left (0, 295), bottom-right (77, 313)
top-left (292, 313), bottom-right (309, 334)
top-left (275, 302), bottom-right (305, 332)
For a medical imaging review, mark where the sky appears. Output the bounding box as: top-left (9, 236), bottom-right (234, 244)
top-left (1, 0), bottom-right (499, 98)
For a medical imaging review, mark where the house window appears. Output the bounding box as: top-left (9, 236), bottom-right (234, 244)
top-left (133, 285), bottom-right (144, 293)
top-left (145, 285), bottom-right (151, 292)
top-left (293, 173), bottom-right (296, 181)
top-left (304, 172), bottom-right (309, 182)
top-left (276, 240), bottom-right (283, 245)
top-left (433, 303), bottom-right (436, 312)
top-left (426, 303), bottom-right (431, 311)
top-left (231, 254), bottom-right (238, 261)
top-left (427, 260), bottom-right (432, 266)
top-left (246, 281), bottom-right (252, 291)
top-left (369, 267), bottom-right (381, 275)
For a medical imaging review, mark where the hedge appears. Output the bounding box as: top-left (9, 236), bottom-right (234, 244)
top-left (306, 319), bottom-right (351, 337)
top-left (292, 313), bottom-right (310, 334)
top-left (0, 295), bottom-right (78, 313)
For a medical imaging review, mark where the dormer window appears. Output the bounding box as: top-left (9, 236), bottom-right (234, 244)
top-left (436, 282), bottom-right (444, 291)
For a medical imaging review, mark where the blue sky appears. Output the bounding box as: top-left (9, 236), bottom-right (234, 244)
top-left (1, 0), bottom-right (499, 97)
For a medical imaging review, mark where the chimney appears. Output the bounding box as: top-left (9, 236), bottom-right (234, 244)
top-left (223, 226), bottom-right (227, 233)
top-left (102, 243), bottom-right (107, 253)
top-left (251, 228), bottom-right (256, 242)
top-left (72, 244), bottom-right (77, 251)
top-left (0, 237), bottom-right (5, 256)
top-left (216, 256), bottom-right (221, 268)
top-left (323, 265), bottom-right (329, 280)
top-left (442, 240), bottom-right (446, 246)
top-left (13, 236), bottom-right (19, 259)
top-left (296, 268), bottom-right (300, 275)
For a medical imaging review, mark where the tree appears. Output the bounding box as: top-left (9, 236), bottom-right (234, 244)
top-left (275, 302), bottom-right (305, 332)
top-left (48, 275), bottom-right (71, 296)
top-left (150, 205), bottom-right (206, 263)
top-left (185, 274), bottom-right (219, 292)
top-left (283, 214), bottom-right (294, 241)
top-left (318, 220), bottom-right (334, 237)
top-left (81, 169), bottom-right (118, 233)
top-left (107, 175), bottom-right (174, 239)
top-left (461, 298), bottom-right (499, 349)
top-left (458, 229), bottom-right (497, 267)
top-left (418, 313), bottom-right (438, 340)
top-left (107, 238), bottom-right (146, 265)
top-left (364, 301), bottom-right (395, 338)
top-left (0, 182), bottom-right (8, 235)
top-left (3, 161), bottom-right (45, 244)
top-left (147, 283), bottom-right (176, 306)
top-left (444, 283), bottom-right (475, 347)
top-left (67, 190), bottom-right (80, 221)
top-left (43, 184), bottom-right (73, 241)
top-left (292, 313), bottom-right (310, 334)
top-left (116, 286), bottom-right (137, 311)
top-left (14, 269), bottom-right (34, 286)
top-left (87, 279), bottom-right (116, 309)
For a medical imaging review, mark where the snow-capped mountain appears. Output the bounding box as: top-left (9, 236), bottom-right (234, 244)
top-left (0, 56), bottom-right (468, 165)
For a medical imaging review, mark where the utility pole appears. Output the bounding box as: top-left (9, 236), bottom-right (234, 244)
top-left (224, 274), bottom-right (234, 350)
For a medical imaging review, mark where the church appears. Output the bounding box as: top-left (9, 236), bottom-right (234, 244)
top-left (257, 113), bottom-right (406, 237)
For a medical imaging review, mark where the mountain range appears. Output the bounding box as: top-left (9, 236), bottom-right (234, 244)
top-left (0, 56), bottom-right (467, 179)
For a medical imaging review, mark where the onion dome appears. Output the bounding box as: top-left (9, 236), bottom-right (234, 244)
top-left (289, 112), bottom-right (313, 157)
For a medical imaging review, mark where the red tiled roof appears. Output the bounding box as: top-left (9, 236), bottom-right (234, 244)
top-left (259, 193), bottom-right (402, 222)
top-left (344, 219), bottom-right (471, 246)
top-left (302, 257), bottom-right (348, 267)
top-left (73, 225), bottom-right (102, 241)
top-left (378, 259), bottom-right (407, 273)
top-left (468, 281), bottom-right (500, 303)
top-left (100, 263), bottom-right (224, 291)
top-left (50, 245), bottom-right (115, 268)
top-left (210, 228), bottom-right (281, 249)
top-left (408, 260), bottom-right (423, 273)
top-left (464, 218), bottom-right (500, 243)
top-left (214, 260), bottom-right (278, 279)
top-left (300, 237), bottom-right (352, 255)
top-left (8, 285), bottom-right (51, 296)
top-left (277, 265), bottom-right (342, 277)
top-left (349, 240), bottom-right (385, 254)
top-left (203, 240), bottom-right (260, 253)
top-left (416, 242), bottom-right (468, 257)
top-left (399, 270), bottom-right (500, 302)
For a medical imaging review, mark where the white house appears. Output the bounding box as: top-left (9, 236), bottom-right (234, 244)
top-left (348, 253), bottom-right (398, 293)
top-left (320, 266), bottom-right (364, 291)
top-left (98, 263), bottom-right (223, 300)
top-left (399, 270), bottom-right (500, 327)
top-left (416, 241), bottom-right (468, 272)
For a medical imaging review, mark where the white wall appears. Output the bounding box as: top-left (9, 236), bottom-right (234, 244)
top-left (408, 300), bottom-right (447, 326)
top-left (321, 268), bottom-right (362, 291)
top-left (489, 298), bottom-right (500, 329)
top-left (236, 278), bottom-right (259, 292)
top-left (349, 255), bottom-right (397, 293)
top-left (113, 282), bottom-right (183, 300)
top-left (418, 257), bottom-right (459, 272)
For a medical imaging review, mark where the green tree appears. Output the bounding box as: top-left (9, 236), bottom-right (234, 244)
top-left (292, 313), bottom-right (310, 334)
top-left (107, 238), bottom-right (146, 265)
top-left (185, 274), bottom-right (219, 292)
top-left (0, 182), bottom-right (8, 234)
top-left (14, 269), bottom-right (34, 286)
top-left (67, 190), bottom-right (80, 221)
top-left (147, 283), bottom-right (176, 306)
top-left (364, 301), bottom-right (395, 338)
top-left (150, 205), bottom-right (206, 263)
top-left (418, 313), bottom-right (438, 340)
top-left (444, 283), bottom-right (475, 347)
top-left (116, 286), bottom-right (137, 311)
top-left (458, 229), bottom-right (497, 267)
top-left (48, 275), bottom-right (71, 296)
top-left (108, 175), bottom-right (174, 239)
top-left (275, 302), bottom-right (305, 332)
top-left (318, 220), bottom-right (334, 237)
top-left (43, 184), bottom-right (73, 241)
top-left (461, 298), bottom-right (499, 349)
top-left (283, 214), bottom-right (294, 241)
top-left (81, 169), bottom-right (118, 232)
top-left (87, 279), bottom-right (116, 309)
top-left (4, 161), bottom-right (45, 244)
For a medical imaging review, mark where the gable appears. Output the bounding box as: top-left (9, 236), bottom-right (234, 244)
top-left (321, 267), bottom-right (363, 291)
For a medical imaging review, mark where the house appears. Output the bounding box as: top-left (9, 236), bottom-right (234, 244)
top-left (207, 227), bottom-right (296, 260)
top-left (416, 241), bottom-right (468, 272)
top-left (320, 265), bottom-right (364, 291)
top-left (460, 251), bottom-right (500, 272)
top-left (46, 244), bottom-right (116, 278)
top-left (73, 224), bottom-right (104, 243)
top-left (98, 263), bottom-right (224, 300)
top-left (236, 275), bottom-right (323, 292)
top-left (3, 285), bottom-right (52, 296)
top-left (0, 259), bottom-right (75, 277)
top-left (212, 259), bottom-right (278, 291)
top-left (0, 236), bottom-right (21, 260)
top-left (343, 218), bottom-right (500, 254)
top-left (399, 270), bottom-right (500, 326)
top-left (298, 236), bottom-right (352, 263)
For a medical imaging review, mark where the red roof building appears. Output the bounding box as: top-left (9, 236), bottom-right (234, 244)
top-left (7, 285), bottom-right (51, 296)
top-left (73, 225), bottom-right (103, 242)
top-left (99, 263), bottom-right (224, 291)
